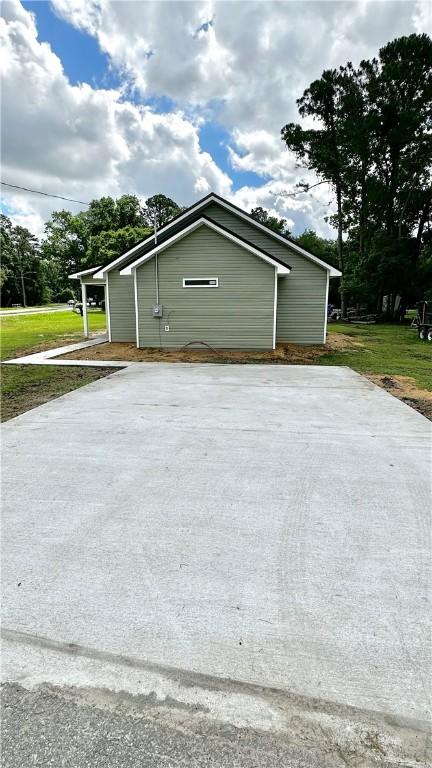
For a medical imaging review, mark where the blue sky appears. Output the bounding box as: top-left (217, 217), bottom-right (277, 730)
top-left (23, 1), bottom-right (114, 88)
top-left (2, 0), bottom-right (429, 236)
top-left (23, 1), bottom-right (263, 191)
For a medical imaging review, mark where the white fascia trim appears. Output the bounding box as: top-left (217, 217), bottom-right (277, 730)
top-left (94, 193), bottom-right (340, 277)
top-left (134, 270), bottom-right (139, 348)
top-left (323, 270), bottom-right (330, 343)
top-left (93, 240), bottom-right (156, 278)
top-left (69, 266), bottom-right (102, 280)
top-left (273, 270), bottom-right (278, 350)
top-left (120, 218), bottom-right (291, 276)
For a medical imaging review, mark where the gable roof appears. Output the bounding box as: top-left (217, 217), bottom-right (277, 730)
top-left (120, 217), bottom-right (291, 276)
top-left (93, 193), bottom-right (341, 279)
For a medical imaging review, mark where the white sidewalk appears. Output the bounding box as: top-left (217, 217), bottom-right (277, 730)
top-left (2, 336), bottom-right (132, 368)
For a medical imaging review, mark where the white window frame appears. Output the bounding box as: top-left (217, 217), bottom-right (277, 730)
top-left (182, 277), bottom-right (219, 288)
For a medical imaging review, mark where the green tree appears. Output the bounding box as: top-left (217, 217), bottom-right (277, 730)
top-left (142, 194), bottom-right (184, 228)
top-left (116, 194), bottom-right (145, 229)
top-left (295, 230), bottom-right (338, 266)
top-left (42, 210), bottom-right (89, 297)
top-left (281, 33), bottom-right (432, 318)
top-left (250, 207), bottom-right (290, 234)
top-left (0, 212), bottom-right (12, 254)
top-left (87, 225), bottom-right (151, 265)
top-left (1, 215), bottom-right (41, 307)
top-left (0, 192), bottom-right (184, 306)
top-left (282, 69), bottom-right (350, 315)
top-left (85, 197), bottom-right (117, 236)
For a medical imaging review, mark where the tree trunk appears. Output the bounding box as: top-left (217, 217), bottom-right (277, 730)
top-left (413, 202), bottom-right (429, 266)
top-left (389, 292), bottom-right (395, 320)
top-left (19, 270), bottom-right (27, 307)
top-left (377, 292), bottom-right (383, 314)
top-left (359, 160), bottom-right (367, 260)
top-left (386, 146), bottom-right (400, 235)
top-left (336, 185), bottom-right (346, 317)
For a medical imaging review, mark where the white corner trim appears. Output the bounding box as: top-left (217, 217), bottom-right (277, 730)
top-left (273, 270), bottom-right (278, 350)
top-left (105, 273), bottom-right (112, 342)
top-left (134, 270), bottom-right (139, 348)
top-left (323, 270), bottom-right (330, 343)
top-left (69, 266), bottom-right (102, 280)
top-left (120, 218), bottom-right (291, 276)
top-left (81, 282), bottom-right (88, 338)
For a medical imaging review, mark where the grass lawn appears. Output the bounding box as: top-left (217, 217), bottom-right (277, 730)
top-left (323, 322), bottom-right (431, 391)
top-left (1, 311), bottom-right (430, 421)
top-left (1, 365), bottom-right (113, 422)
top-left (0, 308), bottom-right (106, 361)
top-left (321, 322), bottom-right (431, 419)
top-left (0, 309), bottom-right (110, 422)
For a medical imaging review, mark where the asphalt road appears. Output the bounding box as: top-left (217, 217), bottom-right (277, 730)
top-left (1, 363), bottom-right (431, 765)
top-left (2, 681), bottom-right (430, 768)
top-left (0, 305), bottom-right (70, 316)
top-left (0, 682), bottom-right (344, 768)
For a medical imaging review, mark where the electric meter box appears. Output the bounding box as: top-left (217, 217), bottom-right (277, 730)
top-left (152, 304), bottom-right (163, 317)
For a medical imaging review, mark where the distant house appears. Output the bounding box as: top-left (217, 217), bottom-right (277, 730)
top-left (70, 193), bottom-right (341, 349)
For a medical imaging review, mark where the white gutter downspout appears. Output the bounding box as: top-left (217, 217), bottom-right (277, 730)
top-left (323, 271), bottom-right (330, 343)
top-left (273, 269), bottom-right (278, 350)
top-left (134, 269), bottom-right (139, 348)
top-left (105, 273), bottom-right (112, 342)
top-left (155, 254), bottom-right (159, 305)
top-left (154, 214), bottom-right (159, 305)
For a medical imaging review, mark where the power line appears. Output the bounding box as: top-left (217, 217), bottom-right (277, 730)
top-left (1, 181), bottom-right (89, 206)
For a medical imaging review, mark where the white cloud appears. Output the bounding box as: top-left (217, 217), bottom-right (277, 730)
top-left (227, 129), bottom-right (335, 236)
top-left (229, 181), bottom-right (335, 239)
top-left (1, 0), bottom-right (429, 239)
top-left (52, 0), bottom-right (426, 131)
top-left (228, 129), bottom-right (299, 181)
top-left (47, 0), bottom-right (429, 238)
top-left (0, 0), bottom-right (231, 235)
top-left (2, 194), bottom-right (50, 238)
top-left (413, 0), bottom-right (432, 35)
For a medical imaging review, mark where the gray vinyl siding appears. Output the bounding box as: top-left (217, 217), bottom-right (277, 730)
top-left (136, 226), bottom-right (275, 349)
top-left (204, 203), bottom-right (328, 344)
top-left (107, 269), bottom-right (136, 342)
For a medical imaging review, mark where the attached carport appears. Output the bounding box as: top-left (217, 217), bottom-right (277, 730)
top-left (69, 266), bottom-right (107, 338)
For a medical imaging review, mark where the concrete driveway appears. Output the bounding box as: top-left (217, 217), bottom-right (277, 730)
top-left (2, 363), bottom-right (431, 765)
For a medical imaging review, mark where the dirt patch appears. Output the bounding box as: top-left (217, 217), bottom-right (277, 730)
top-left (58, 333), bottom-right (360, 366)
top-left (1, 366), bottom-right (113, 422)
top-left (366, 374), bottom-right (432, 421)
top-left (56, 335), bottom-right (432, 420)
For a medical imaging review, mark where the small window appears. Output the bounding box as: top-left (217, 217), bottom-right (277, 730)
top-left (183, 277), bottom-right (219, 288)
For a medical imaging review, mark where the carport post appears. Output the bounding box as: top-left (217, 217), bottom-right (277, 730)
top-left (81, 281), bottom-right (89, 338)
